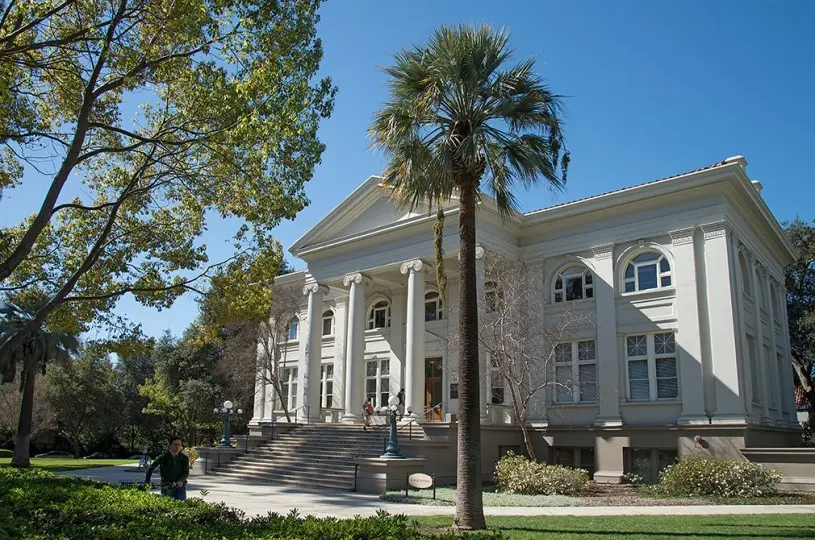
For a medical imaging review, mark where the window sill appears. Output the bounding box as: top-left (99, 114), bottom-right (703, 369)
top-left (364, 327), bottom-right (390, 335)
top-left (622, 399), bottom-right (681, 406)
top-left (549, 401), bottom-right (599, 409)
top-left (618, 287), bottom-right (676, 300)
top-left (549, 298), bottom-right (597, 308)
top-left (425, 319), bottom-right (446, 327)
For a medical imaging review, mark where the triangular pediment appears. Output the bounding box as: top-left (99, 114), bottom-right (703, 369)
top-left (290, 176), bottom-right (431, 255)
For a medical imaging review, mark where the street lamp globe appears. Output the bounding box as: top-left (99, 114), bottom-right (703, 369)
top-left (387, 395), bottom-right (399, 408)
top-left (223, 400), bottom-right (233, 410)
top-left (237, 409), bottom-right (243, 414)
top-left (213, 407), bottom-right (219, 414)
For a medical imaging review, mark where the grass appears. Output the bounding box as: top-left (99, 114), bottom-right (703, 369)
top-left (414, 514), bottom-right (815, 539)
top-left (0, 458), bottom-right (137, 471)
top-left (638, 486), bottom-right (815, 506)
top-left (383, 486), bottom-right (577, 507)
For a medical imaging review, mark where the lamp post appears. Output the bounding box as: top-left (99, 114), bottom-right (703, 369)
top-left (380, 395), bottom-right (404, 459)
top-left (214, 400), bottom-right (242, 448)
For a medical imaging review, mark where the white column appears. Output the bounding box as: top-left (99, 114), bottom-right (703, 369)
top-left (389, 290), bottom-right (406, 403)
top-left (342, 273), bottom-right (368, 423)
top-left (332, 299), bottom-right (348, 413)
top-left (750, 259), bottom-right (772, 424)
top-left (251, 339), bottom-right (267, 424)
top-left (702, 222), bottom-right (747, 424)
top-left (670, 228), bottom-right (709, 424)
top-left (475, 245), bottom-right (489, 424)
top-left (297, 283), bottom-right (327, 422)
top-left (401, 259), bottom-right (426, 418)
top-left (592, 244), bottom-right (622, 427)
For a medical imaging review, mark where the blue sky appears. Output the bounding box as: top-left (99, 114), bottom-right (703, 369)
top-left (3, 1), bottom-right (814, 339)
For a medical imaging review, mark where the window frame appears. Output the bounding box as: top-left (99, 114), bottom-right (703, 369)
top-left (321, 309), bottom-right (334, 337)
top-left (553, 340), bottom-right (598, 404)
top-left (487, 354), bottom-right (505, 405)
top-left (424, 291), bottom-right (443, 322)
top-left (279, 366), bottom-right (298, 410)
top-left (287, 317), bottom-right (299, 341)
top-left (366, 299), bottom-right (391, 330)
top-left (320, 363), bottom-right (334, 408)
top-left (484, 280), bottom-right (499, 313)
top-left (552, 265), bottom-right (594, 304)
top-left (625, 332), bottom-right (679, 401)
top-left (623, 251), bottom-right (672, 293)
top-left (365, 357), bottom-right (390, 408)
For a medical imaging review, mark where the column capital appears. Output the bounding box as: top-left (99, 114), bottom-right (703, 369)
top-left (400, 259), bottom-right (425, 275)
top-left (701, 221), bottom-right (730, 240)
top-left (592, 244), bottom-right (614, 261)
top-left (343, 272), bottom-right (371, 287)
top-left (669, 227), bottom-right (695, 246)
top-left (302, 282), bottom-right (329, 296)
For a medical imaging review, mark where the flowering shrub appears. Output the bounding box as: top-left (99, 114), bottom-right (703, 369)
top-left (494, 452), bottom-right (591, 495)
top-left (183, 446), bottom-right (199, 465)
top-left (622, 472), bottom-right (644, 486)
top-left (656, 455), bottom-right (782, 498)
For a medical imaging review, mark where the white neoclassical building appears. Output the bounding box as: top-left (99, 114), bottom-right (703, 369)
top-left (250, 155), bottom-right (800, 482)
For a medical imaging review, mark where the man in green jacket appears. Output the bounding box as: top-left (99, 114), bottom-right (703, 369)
top-left (144, 435), bottom-right (189, 500)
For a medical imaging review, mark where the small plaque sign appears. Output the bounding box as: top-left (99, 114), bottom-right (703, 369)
top-left (408, 472), bottom-right (433, 489)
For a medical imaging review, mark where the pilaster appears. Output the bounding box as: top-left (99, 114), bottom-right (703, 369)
top-left (592, 243), bottom-right (622, 427)
top-left (670, 228), bottom-right (709, 425)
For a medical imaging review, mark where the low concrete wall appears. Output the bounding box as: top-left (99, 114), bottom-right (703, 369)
top-left (354, 458), bottom-right (427, 494)
top-left (741, 447), bottom-right (815, 492)
top-left (195, 447), bottom-right (243, 476)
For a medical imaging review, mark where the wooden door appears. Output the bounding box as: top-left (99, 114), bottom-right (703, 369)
top-left (424, 357), bottom-right (443, 421)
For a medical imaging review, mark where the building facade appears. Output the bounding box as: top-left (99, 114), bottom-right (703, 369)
top-left (250, 155), bottom-right (799, 482)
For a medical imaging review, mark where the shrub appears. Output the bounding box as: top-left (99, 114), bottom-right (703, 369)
top-left (656, 455), bottom-right (782, 498)
top-left (0, 469), bottom-right (503, 539)
top-left (622, 472), bottom-right (644, 486)
top-left (494, 451), bottom-right (590, 495)
top-left (183, 446), bottom-right (199, 465)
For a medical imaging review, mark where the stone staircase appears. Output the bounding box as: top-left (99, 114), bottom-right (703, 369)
top-left (211, 424), bottom-right (397, 491)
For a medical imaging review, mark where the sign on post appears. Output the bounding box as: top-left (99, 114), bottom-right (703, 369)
top-left (405, 472), bottom-right (436, 500)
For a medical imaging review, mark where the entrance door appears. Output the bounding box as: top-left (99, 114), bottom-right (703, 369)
top-left (424, 357), bottom-right (443, 421)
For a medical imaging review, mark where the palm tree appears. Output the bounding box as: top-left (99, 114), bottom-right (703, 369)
top-left (370, 25), bottom-right (569, 530)
top-left (0, 303), bottom-right (79, 467)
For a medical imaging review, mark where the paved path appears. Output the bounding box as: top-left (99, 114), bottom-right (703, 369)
top-left (62, 465), bottom-right (815, 519)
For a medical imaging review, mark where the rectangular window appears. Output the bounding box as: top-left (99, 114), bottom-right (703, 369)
top-left (626, 333), bottom-right (678, 401)
top-left (279, 367), bottom-right (298, 410)
top-left (365, 358), bottom-right (390, 408)
top-left (748, 336), bottom-right (760, 404)
top-left (449, 383), bottom-right (458, 400)
top-left (489, 356), bottom-right (505, 404)
top-left (554, 340), bottom-right (597, 403)
top-left (320, 364), bottom-right (334, 408)
top-left (322, 316), bottom-right (332, 337)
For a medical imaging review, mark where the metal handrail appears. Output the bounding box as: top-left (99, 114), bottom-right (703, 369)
top-left (353, 402), bottom-right (441, 460)
top-left (291, 404), bottom-right (310, 425)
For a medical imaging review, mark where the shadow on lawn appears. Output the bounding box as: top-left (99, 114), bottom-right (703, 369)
top-left (498, 527), bottom-right (813, 538)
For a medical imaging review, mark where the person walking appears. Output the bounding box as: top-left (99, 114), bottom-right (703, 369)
top-left (144, 435), bottom-right (189, 500)
top-left (396, 388), bottom-right (405, 420)
top-left (362, 398), bottom-right (374, 431)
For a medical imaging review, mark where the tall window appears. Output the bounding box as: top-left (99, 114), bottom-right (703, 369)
top-left (320, 364), bottom-right (334, 408)
top-left (553, 266), bottom-right (594, 303)
top-left (626, 332), bottom-right (678, 401)
top-left (554, 340), bottom-right (597, 403)
top-left (287, 318), bottom-right (299, 340)
top-left (624, 252), bottom-right (671, 292)
top-left (739, 252), bottom-right (752, 296)
top-left (489, 355), bottom-right (505, 404)
top-left (279, 367), bottom-right (298, 410)
top-left (322, 310), bottom-right (334, 336)
top-left (367, 300), bottom-right (391, 329)
top-left (485, 280), bottom-right (499, 313)
top-left (748, 335), bottom-right (760, 404)
top-left (425, 291), bottom-right (443, 321)
top-left (365, 358), bottom-right (390, 407)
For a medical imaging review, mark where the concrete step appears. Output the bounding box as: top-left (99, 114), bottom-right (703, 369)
top-left (237, 453), bottom-right (380, 466)
top-left (212, 470), bottom-right (353, 490)
top-left (219, 462), bottom-right (354, 478)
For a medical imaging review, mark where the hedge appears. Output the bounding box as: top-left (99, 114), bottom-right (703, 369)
top-left (0, 469), bottom-right (501, 539)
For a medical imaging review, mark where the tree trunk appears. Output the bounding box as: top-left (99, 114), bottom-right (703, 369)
top-left (11, 357), bottom-right (37, 467)
top-left (453, 178), bottom-right (486, 530)
top-left (508, 384), bottom-right (537, 460)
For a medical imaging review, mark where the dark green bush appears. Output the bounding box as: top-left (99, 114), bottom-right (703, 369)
top-left (0, 469), bottom-right (502, 539)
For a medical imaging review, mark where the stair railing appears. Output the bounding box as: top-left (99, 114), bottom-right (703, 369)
top-left (352, 402), bottom-right (442, 460)
top-left (291, 404), bottom-right (310, 425)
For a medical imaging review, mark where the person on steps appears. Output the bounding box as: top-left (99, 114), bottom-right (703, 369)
top-left (362, 398), bottom-right (374, 431)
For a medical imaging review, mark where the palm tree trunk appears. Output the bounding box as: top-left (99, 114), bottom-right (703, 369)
top-left (11, 357), bottom-right (37, 467)
top-left (454, 177), bottom-right (486, 530)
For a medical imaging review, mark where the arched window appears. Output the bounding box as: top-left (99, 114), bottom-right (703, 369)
top-left (624, 252), bottom-right (671, 292)
top-left (553, 265), bottom-right (594, 303)
top-left (425, 291), bottom-right (443, 321)
top-left (287, 317), bottom-right (299, 340)
top-left (739, 251), bottom-right (752, 296)
top-left (367, 300), bottom-right (391, 329)
top-left (322, 309), bottom-right (334, 336)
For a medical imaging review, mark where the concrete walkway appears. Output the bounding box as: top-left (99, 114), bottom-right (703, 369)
top-left (62, 465), bottom-right (815, 519)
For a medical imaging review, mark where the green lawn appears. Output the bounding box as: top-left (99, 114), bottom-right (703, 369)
top-left (0, 458), bottom-right (136, 471)
top-left (383, 486), bottom-right (577, 507)
top-left (414, 514), bottom-right (815, 539)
